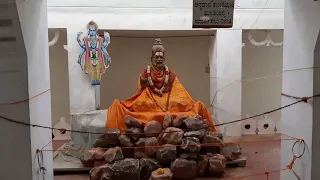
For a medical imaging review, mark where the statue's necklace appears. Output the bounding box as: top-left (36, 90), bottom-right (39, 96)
top-left (88, 37), bottom-right (98, 49)
top-left (146, 65), bottom-right (169, 97)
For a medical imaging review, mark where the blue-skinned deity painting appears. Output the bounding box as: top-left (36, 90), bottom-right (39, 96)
top-left (77, 21), bottom-right (111, 86)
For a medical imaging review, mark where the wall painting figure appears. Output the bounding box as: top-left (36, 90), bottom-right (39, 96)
top-left (77, 21), bottom-right (111, 109)
top-left (77, 20), bottom-right (111, 86)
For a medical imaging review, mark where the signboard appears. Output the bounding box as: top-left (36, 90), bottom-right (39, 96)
top-left (193, 0), bottom-right (235, 28)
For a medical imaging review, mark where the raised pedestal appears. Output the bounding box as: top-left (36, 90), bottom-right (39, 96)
top-left (54, 109), bottom-right (108, 172)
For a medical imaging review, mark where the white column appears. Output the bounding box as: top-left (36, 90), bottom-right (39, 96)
top-left (209, 30), bottom-right (242, 136)
top-left (281, 1), bottom-right (320, 180)
top-left (0, 0), bottom-right (53, 180)
top-left (67, 28), bottom-right (97, 113)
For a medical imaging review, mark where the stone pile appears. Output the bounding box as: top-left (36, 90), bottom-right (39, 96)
top-left (80, 114), bottom-right (242, 180)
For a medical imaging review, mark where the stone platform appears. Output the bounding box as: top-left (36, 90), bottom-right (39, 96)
top-left (54, 134), bottom-right (282, 180)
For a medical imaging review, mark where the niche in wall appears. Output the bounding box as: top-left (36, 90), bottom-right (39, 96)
top-left (241, 30), bottom-right (283, 135)
top-left (99, 30), bottom-right (213, 109)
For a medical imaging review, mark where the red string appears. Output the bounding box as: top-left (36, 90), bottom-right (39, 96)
top-left (1, 94), bottom-right (319, 137)
top-left (221, 168), bottom-right (287, 179)
top-left (41, 137), bottom-right (295, 152)
top-left (0, 89), bottom-right (50, 106)
top-left (40, 139), bottom-right (53, 151)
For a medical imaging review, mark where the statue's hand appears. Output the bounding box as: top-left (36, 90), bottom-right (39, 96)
top-left (104, 31), bottom-right (110, 39)
top-left (140, 78), bottom-right (149, 88)
top-left (77, 32), bottom-right (83, 39)
top-left (106, 57), bottom-right (111, 64)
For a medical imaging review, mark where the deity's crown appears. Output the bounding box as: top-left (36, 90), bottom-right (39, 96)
top-left (87, 20), bottom-right (99, 30)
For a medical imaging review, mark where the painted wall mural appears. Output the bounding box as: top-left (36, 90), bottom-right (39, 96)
top-left (77, 21), bottom-right (111, 85)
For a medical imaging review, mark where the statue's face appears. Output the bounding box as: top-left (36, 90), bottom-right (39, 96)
top-left (151, 52), bottom-right (165, 70)
top-left (88, 26), bottom-right (97, 37)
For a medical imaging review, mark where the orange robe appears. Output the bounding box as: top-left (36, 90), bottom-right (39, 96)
top-left (106, 67), bottom-right (216, 132)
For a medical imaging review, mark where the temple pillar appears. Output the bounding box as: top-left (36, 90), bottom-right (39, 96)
top-left (281, 1), bottom-right (320, 180)
top-left (209, 29), bottom-right (242, 136)
top-left (0, 0), bottom-right (53, 179)
top-left (67, 28), bottom-right (97, 113)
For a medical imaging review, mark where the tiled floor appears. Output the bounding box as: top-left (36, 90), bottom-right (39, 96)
top-left (54, 134), bottom-right (283, 180)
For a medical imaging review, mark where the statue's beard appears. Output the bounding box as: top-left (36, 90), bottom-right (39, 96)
top-left (154, 62), bottom-right (164, 70)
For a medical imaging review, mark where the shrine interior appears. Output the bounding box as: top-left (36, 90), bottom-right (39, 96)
top-left (48, 28), bottom-right (285, 179)
top-left (4, 0), bottom-right (320, 180)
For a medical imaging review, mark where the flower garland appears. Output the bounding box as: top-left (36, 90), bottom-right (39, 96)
top-left (247, 30), bottom-right (283, 47)
top-left (146, 65), bottom-right (170, 96)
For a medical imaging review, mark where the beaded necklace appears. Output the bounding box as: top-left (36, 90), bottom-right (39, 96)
top-left (146, 65), bottom-right (169, 97)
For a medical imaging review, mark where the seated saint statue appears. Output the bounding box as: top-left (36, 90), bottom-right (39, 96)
top-left (106, 38), bottom-right (216, 132)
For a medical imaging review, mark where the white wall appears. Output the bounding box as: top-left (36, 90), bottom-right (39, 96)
top-left (210, 30), bottom-right (242, 136)
top-left (241, 30), bottom-right (283, 134)
top-left (18, 0), bottom-right (54, 178)
top-left (0, 0), bottom-right (53, 180)
top-left (313, 27), bottom-right (320, 180)
top-left (47, 0), bottom-right (284, 30)
top-left (281, 1), bottom-right (320, 180)
top-left (48, 29), bottom-right (69, 126)
top-left (0, 2), bottom-right (32, 179)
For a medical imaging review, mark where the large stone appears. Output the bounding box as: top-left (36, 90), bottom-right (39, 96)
top-left (80, 149), bottom-right (102, 167)
top-left (181, 137), bottom-right (201, 153)
top-left (196, 155), bottom-right (208, 177)
top-left (90, 164), bottom-right (112, 180)
top-left (91, 148), bottom-right (106, 160)
top-left (163, 114), bottom-right (173, 129)
top-left (125, 115), bottom-right (144, 128)
top-left (214, 132), bottom-right (224, 140)
top-left (80, 155), bottom-right (95, 167)
top-left (170, 158), bottom-right (197, 179)
top-left (158, 127), bottom-right (183, 145)
top-left (134, 148), bottom-right (147, 159)
top-left (103, 147), bottom-right (124, 164)
top-left (183, 118), bottom-right (208, 130)
top-left (111, 158), bottom-right (140, 180)
top-left (144, 121), bottom-right (163, 137)
top-left (184, 129), bottom-right (206, 140)
top-left (119, 134), bottom-right (134, 147)
top-left (93, 129), bottom-right (121, 148)
top-left (135, 138), bottom-right (147, 146)
top-left (202, 131), bottom-right (223, 154)
top-left (221, 145), bottom-right (242, 161)
top-left (172, 115), bottom-right (188, 128)
top-left (145, 137), bottom-right (159, 157)
top-left (140, 157), bottom-right (162, 179)
top-left (207, 154), bottom-right (226, 176)
top-left (126, 127), bottom-right (143, 141)
top-left (149, 168), bottom-right (173, 180)
top-left (156, 145), bottom-right (177, 165)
